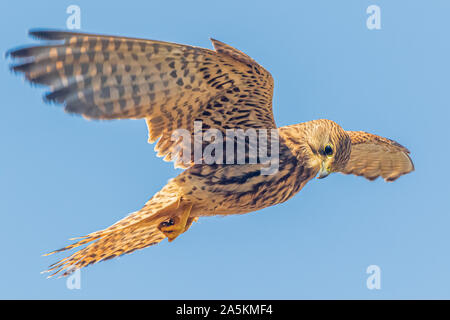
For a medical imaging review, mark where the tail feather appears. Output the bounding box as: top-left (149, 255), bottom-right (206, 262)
top-left (43, 182), bottom-right (182, 277)
top-left (43, 235), bottom-right (101, 256)
top-left (44, 223), bottom-right (165, 278)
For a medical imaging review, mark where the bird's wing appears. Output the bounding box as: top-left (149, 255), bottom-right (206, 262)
top-left (8, 30), bottom-right (275, 168)
top-left (340, 131), bottom-right (414, 181)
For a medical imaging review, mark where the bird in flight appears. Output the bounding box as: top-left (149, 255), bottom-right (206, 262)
top-left (8, 30), bottom-right (414, 277)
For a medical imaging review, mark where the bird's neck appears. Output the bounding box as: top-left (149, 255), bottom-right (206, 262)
top-left (278, 123), bottom-right (320, 170)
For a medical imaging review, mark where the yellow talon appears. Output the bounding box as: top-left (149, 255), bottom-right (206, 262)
top-left (159, 204), bottom-right (193, 242)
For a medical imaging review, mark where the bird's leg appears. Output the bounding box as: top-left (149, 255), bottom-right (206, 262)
top-left (184, 217), bottom-right (198, 232)
top-left (158, 204), bottom-right (193, 242)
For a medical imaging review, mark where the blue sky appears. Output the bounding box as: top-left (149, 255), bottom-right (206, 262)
top-left (0, 0), bottom-right (449, 299)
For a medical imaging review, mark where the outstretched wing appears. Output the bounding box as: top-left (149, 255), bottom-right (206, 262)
top-left (340, 131), bottom-right (414, 181)
top-left (8, 30), bottom-right (275, 168)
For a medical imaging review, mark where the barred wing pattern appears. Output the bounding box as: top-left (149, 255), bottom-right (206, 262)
top-left (8, 30), bottom-right (276, 168)
top-left (341, 131), bottom-right (414, 181)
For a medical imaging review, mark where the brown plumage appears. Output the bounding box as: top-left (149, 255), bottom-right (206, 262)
top-left (8, 30), bottom-right (414, 277)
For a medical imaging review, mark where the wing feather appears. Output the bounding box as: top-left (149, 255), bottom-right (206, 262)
top-left (8, 30), bottom-right (276, 168)
top-left (340, 131), bottom-right (414, 181)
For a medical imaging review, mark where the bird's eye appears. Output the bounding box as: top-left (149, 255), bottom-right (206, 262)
top-left (324, 144), bottom-right (333, 157)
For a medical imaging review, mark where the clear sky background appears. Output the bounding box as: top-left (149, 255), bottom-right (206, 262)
top-left (0, 0), bottom-right (449, 299)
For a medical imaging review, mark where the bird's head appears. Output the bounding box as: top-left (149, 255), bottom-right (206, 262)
top-left (302, 119), bottom-right (352, 179)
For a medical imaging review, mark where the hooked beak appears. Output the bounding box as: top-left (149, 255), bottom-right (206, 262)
top-left (317, 161), bottom-right (331, 179)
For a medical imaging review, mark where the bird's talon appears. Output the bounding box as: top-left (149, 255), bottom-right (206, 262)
top-left (159, 218), bottom-right (175, 228)
top-left (158, 204), bottom-right (193, 242)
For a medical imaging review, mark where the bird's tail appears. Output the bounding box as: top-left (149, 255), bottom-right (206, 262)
top-left (43, 182), bottom-right (182, 278)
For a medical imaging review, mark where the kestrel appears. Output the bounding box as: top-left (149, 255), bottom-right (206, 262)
top-left (8, 30), bottom-right (414, 277)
